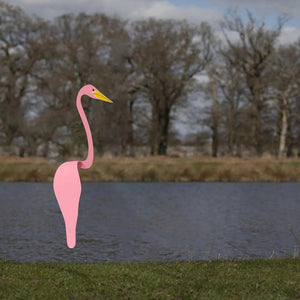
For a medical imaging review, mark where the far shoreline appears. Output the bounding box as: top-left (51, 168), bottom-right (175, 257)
top-left (1, 156), bottom-right (300, 182)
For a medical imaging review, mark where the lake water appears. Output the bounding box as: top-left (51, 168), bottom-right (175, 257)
top-left (0, 182), bottom-right (299, 262)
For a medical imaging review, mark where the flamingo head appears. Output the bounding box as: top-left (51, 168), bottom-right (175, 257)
top-left (82, 84), bottom-right (113, 103)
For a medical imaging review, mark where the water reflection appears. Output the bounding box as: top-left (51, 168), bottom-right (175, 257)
top-left (0, 182), bottom-right (299, 262)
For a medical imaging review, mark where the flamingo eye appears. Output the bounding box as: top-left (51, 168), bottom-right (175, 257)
top-left (92, 89), bottom-right (95, 92)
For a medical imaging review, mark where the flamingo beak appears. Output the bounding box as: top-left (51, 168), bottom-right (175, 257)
top-left (93, 90), bottom-right (113, 103)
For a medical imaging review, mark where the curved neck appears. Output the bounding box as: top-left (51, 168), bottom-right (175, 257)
top-left (77, 89), bottom-right (93, 169)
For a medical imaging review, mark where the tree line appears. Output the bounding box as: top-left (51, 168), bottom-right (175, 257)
top-left (0, 1), bottom-right (300, 158)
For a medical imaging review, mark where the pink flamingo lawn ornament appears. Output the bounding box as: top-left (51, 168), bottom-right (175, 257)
top-left (53, 84), bottom-right (112, 248)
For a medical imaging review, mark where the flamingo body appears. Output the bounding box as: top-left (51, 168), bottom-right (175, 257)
top-left (52, 84), bottom-right (112, 248)
top-left (53, 161), bottom-right (81, 248)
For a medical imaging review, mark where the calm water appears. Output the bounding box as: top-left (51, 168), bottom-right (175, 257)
top-left (0, 182), bottom-right (299, 262)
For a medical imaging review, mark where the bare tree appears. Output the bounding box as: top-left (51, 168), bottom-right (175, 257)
top-left (271, 44), bottom-right (300, 157)
top-left (220, 11), bottom-right (284, 156)
top-left (206, 67), bottom-right (221, 157)
top-left (131, 19), bottom-right (213, 155)
top-left (0, 1), bottom-right (44, 153)
top-left (217, 53), bottom-right (248, 157)
top-left (32, 14), bottom-right (130, 157)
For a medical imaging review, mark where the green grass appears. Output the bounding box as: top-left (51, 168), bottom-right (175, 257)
top-left (1, 259), bottom-right (300, 299)
top-left (2, 156), bottom-right (300, 182)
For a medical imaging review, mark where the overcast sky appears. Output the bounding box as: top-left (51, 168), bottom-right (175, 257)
top-left (8, 0), bottom-right (300, 44)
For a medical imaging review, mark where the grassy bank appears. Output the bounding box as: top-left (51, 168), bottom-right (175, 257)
top-left (1, 156), bottom-right (300, 182)
top-left (1, 259), bottom-right (299, 299)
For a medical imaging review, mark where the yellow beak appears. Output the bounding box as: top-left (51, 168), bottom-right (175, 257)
top-left (93, 90), bottom-right (113, 103)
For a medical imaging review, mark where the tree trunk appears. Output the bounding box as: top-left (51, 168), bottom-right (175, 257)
top-left (150, 106), bottom-right (170, 156)
top-left (211, 78), bottom-right (218, 157)
top-left (286, 103), bottom-right (293, 157)
top-left (126, 100), bottom-right (135, 157)
top-left (227, 119), bottom-right (234, 156)
top-left (42, 141), bottom-right (49, 158)
top-left (248, 81), bottom-right (264, 156)
top-left (278, 96), bottom-right (288, 157)
top-left (250, 98), bottom-right (263, 156)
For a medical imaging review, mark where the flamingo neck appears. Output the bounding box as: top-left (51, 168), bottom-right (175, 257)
top-left (77, 89), bottom-right (93, 169)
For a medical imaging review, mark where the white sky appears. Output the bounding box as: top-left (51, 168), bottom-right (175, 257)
top-left (8, 0), bottom-right (300, 45)
top-left (8, 0), bottom-right (221, 22)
